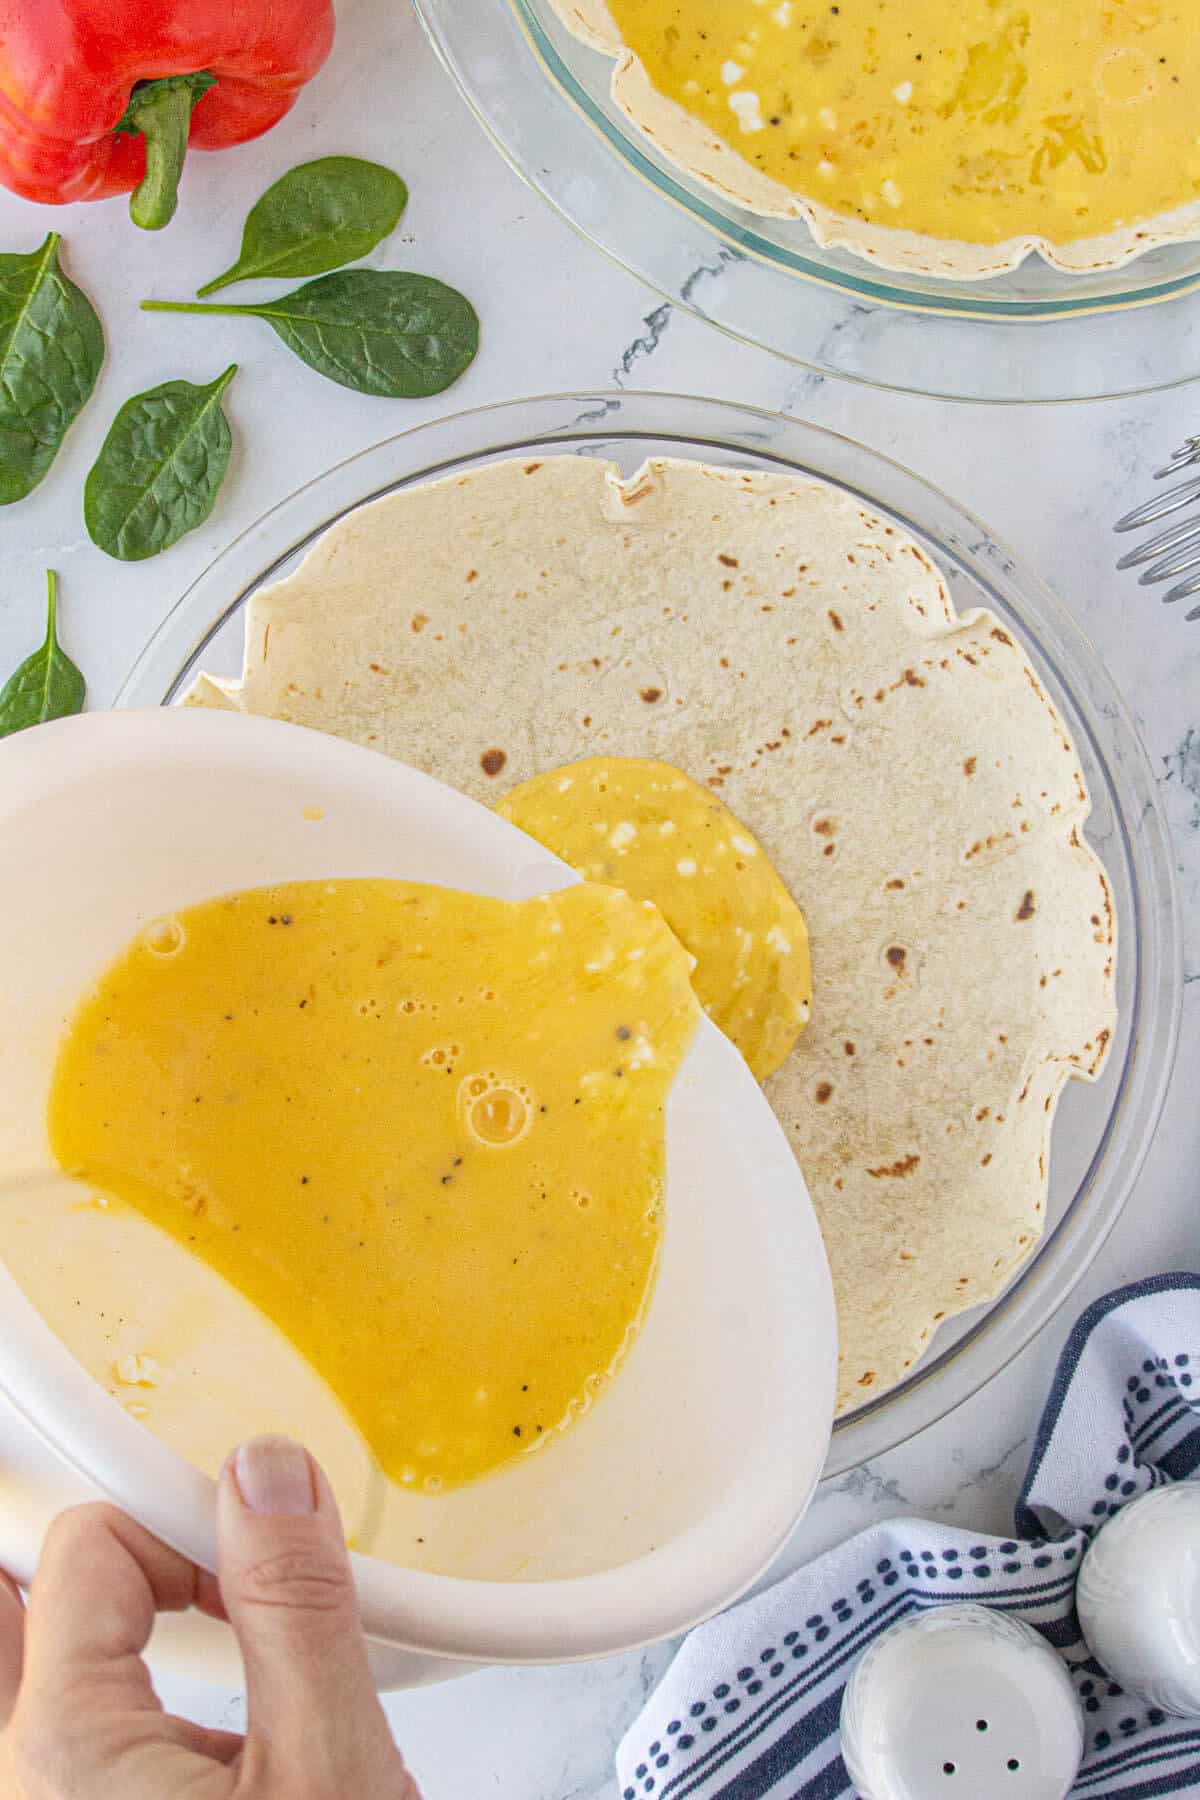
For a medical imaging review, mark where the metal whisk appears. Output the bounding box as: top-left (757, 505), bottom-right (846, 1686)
top-left (1115, 437), bottom-right (1200, 620)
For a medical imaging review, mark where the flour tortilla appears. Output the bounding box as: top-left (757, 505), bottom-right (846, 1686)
top-left (186, 456), bottom-right (1116, 1412)
top-left (546, 0), bottom-right (1200, 280)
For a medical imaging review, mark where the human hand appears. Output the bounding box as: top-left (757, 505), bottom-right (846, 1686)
top-left (0, 1436), bottom-right (421, 1798)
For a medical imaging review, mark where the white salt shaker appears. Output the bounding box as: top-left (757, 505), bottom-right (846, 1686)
top-left (1077, 1481), bottom-right (1200, 1715)
top-left (840, 1603), bottom-right (1084, 1799)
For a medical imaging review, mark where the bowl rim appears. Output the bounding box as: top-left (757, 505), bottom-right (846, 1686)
top-left (116, 389), bottom-right (1183, 1490)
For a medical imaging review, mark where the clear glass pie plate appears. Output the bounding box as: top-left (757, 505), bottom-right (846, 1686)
top-left (413, 0), bottom-right (1200, 403)
top-left (118, 392), bottom-right (1182, 1477)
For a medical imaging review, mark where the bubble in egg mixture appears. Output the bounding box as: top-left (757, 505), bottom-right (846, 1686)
top-left (461, 1074), bottom-right (534, 1148)
top-left (142, 917), bottom-right (185, 958)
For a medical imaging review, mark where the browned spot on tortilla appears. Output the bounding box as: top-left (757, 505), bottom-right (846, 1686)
top-left (964, 756), bottom-right (977, 777)
top-left (981, 1153), bottom-right (993, 1166)
top-left (807, 718), bottom-right (832, 737)
top-left (639, 686), bottom-right (662, 704)
top-left (898, 1251), bottom-right (914, 1262)
top-left (885, 946), bottom-right (907, 971)
top-left (523, 462), bottom-right (542, 475)
top-left (815, 1082), bottom-right (833, 1105)
top-left (411, 613), bottom-right (429, 634)
top-left (903, 668), bottom-right (925, 687)
top-left (965, 830), bottom-right (1015, 861)
top-left (582, 715), bottom-right (592, 728)
top-left (991, 627), bottom-right (1013, 646)
top-left (828, 609), bottom-right (844, 631)
top-left (718, 553), bottom-right (739, 568)
top-left (857, 1371), bottom-right (875, 1388)
top-left (1016, 890), bottom-right (1036, 920)
top-left (480, 749), bottom-right (507, 778)
top-left (721, 579), bottom-right (733, 591)
top-left (844, 1041), bottom-right (856, 1057)
top-left (867, 1152), bottom-right (920, 1179)
top-left (813, 817), bottom-right (835, 836)
top-left (719, 656), bottom-right (731, 669)
top-left (369, 662), bottom-right (386, 674)
top-left (823, 843), bottom-right (835, 856)
top-left (885, 878), bottom-right (904, 891)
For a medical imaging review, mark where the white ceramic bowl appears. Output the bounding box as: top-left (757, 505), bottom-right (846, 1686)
top-left (0, 708), bottom-right (836, 1682)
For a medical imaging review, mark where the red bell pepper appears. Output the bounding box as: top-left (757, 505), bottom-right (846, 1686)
top-left (0, 1), bottom-right (336, 231)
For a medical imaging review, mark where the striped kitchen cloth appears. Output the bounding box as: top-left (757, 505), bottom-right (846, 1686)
top-left (617, 1274), bottom-right (1200, 1799)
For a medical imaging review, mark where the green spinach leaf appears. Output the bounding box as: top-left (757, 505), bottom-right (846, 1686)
top-left (0, 234), bottom-right (104, 506)
top-left (143, 271), bottom-right (478, 398)
top-left (84, 366), bottom-right (237, 562)
top-left (0, 572), bottom-right (86, 739)
top-left (197, 157), bottom-right (408, 296)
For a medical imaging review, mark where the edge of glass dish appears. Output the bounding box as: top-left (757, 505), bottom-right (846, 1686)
top-left (510, 0), bottom-right (1200, 321)
top-left (412, 0), bottom-right (1200, 401)
top-left (116, 392), bottom-right (1183, 1476)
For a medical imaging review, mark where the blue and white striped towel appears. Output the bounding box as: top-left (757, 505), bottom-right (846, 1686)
top-left (618, 1274), bottom-right (1200, 1800)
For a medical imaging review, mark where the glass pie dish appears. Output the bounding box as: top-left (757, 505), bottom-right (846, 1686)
top-left (413, 0), bottom-right (1200, 403)
top-left (118, 391), bottom-right (1182, 1478)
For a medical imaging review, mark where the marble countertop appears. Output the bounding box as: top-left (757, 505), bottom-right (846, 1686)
top-left (2, 4), bottom-right (1198, 1796)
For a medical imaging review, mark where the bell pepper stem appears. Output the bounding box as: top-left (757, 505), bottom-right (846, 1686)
top-left (121, 73), bottom-right (216, 232)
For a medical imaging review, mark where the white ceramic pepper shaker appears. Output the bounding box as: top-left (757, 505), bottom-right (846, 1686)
top-left (1077, 1482), bottom-right (1200, 1715)
top-left (840, 1603), bottom-right (1084, 1800)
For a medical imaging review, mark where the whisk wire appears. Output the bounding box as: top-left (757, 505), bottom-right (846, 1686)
top-left (1115, 438), bottom-right (1200, 621)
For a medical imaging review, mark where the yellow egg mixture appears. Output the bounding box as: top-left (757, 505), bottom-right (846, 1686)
top-left (605, 0), bottom-right (1198, 245)
top-left (498, 758), bottom-right (811, 1080)
top-left (49, 879), bottom-right (699, 1492)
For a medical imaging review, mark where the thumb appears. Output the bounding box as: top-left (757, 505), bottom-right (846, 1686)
top-left (218, 1437), bottom-right (400, 1789)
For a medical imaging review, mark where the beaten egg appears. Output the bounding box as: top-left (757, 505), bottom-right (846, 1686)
top-left (498, 757), bottom-right (811, 1080)
top-left (48, 879), bottom-right (699, 1492)
top-left (605, 0), bottom-right (1198, 246)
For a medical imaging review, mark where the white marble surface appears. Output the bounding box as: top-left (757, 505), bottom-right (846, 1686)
top-left (2, 4), bottom-right (1199, 1797)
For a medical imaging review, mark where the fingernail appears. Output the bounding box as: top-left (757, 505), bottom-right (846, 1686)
top-left (233, 1436), bottom-right (317, 1517)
